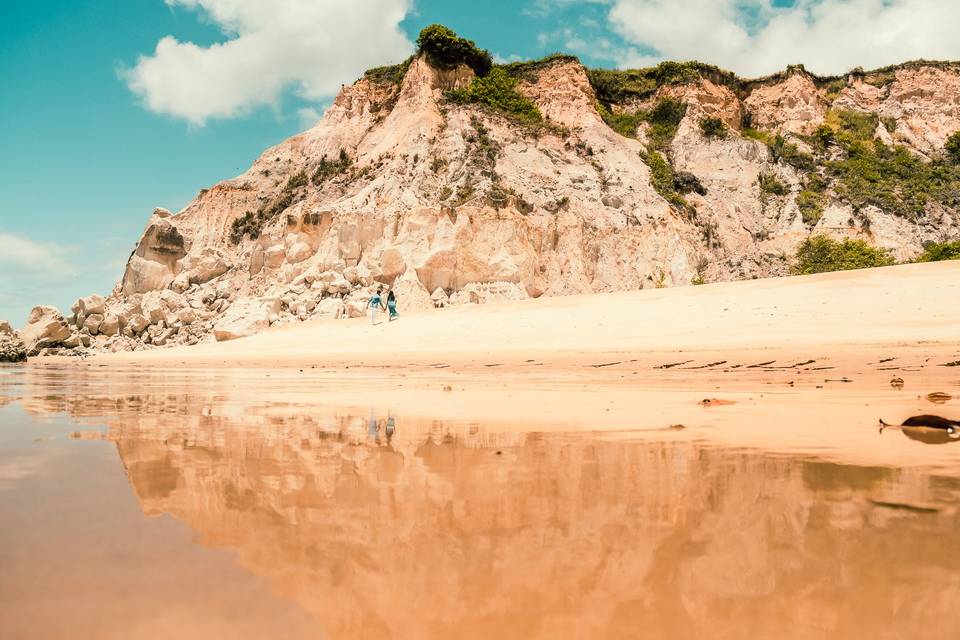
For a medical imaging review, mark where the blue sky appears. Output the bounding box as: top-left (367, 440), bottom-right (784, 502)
top-left (2, 0), bottom-right (958, 325)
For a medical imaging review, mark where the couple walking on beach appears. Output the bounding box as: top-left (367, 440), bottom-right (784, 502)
top-left (368, 287), bottom-right (398, 325)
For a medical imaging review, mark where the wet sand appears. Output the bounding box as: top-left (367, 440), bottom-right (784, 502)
top-left (2, 364), bottom-right (960, 639)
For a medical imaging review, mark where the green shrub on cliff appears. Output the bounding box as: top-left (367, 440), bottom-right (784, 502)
top-left (793, 236), bottom-right (894, 274)
top-left (364, 57), bottom-right (414, 86)
top-left (824, 109), bottom-right (879, 144)
top-left (230, 210), bottom-right (262, 243)
top-left (916, 240), bottom-right (960, 262)
top-left (946, 132), bottom-right (960, 164)
top-left (699, 116), bottom-right (727, 139)
top-left (758, 172), bottom-right (788, 197)
top-left (284, 171), bottom-right (307, 191)
top-left (587, 61), bottom-right (738, 103)
top-left (641, 150), bottom-right (692, 213)
top-left (501, 53), bottom-right (580, 82)
top-left (827, 139), bottom-right (960, 218)
top-left (312, 149), bottom-right (351, 184)
top-left (446, 67), bottom-right (542, 124)
top-left (417, 24), bottom-right (492, 77)
top-left (646, 97), bottom-right (687, 148)
top-left (595, 102), bottom-right (645, 138)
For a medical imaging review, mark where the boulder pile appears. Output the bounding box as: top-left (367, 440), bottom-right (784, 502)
top-left (0, 321), bottom-right (27, 363)
top-left (15, 262), bottom-right (477, 357)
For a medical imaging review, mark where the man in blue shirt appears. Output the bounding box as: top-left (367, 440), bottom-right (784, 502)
top-left (369, 287), bottom-right (385, 325)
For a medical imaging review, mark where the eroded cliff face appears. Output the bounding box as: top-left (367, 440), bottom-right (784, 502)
top-left (21, 56), bottom-right (960, 355)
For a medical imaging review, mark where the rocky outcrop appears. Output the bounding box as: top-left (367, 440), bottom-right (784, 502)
top-left (0, 321), bottom-right (26, 363)
top-left (20, 49), bottom-right (960, 357)
top-left (744, 67), bottom-right (827, 135)
top-left (121, 210), bottom-right (188, 295)
top-left (19, 306), bottom-right (72, 355)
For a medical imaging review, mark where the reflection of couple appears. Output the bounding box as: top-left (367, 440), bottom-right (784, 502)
top-left (367, 408), bottom-right (396, 444)
top-left (368, 287), bottom-right (399, 325)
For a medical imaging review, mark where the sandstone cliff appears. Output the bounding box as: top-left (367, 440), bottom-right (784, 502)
top-left (18, 36), bottom-right (960, 355)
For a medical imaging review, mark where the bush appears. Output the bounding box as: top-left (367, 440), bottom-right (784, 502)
top-left (586, 61), bottom-right (738, 103)
top-left (312, 149), bottom-right (351, 183)
top-left (446, 67), bottom-right (542, 124)
top-left (758, 172), bottom-right (788, 197)
top-left (285, 171), bottom-right (307, 191)
top-left (769, 135), bottom-right (815, 171)
top-left (596, 97), bottom-right (686, 148)
top-left (824, 109), bottom-right (879, 144)
top-left (364, 57), bottom-right (414, 86)
top-left (230, 210), bottom-right (261, 244)
top-left (797, 190), bottom-right (824, 225)
top-left (699, 116), bottom-right (726, 139)
top-left (946, 132), bottom-right (960, 164)
top-left (595, 102), bottom-right (645, 138)
top-left (642, 150), bottom-right (691, 213)
top-left (796, 174), bottom-right (828, 225)
top-left (417, 24), bottom-right (492, 77)
top-left (916, 240), bottom-right (960, 262)
top-left (743, 128), bottom-right (815, 171)
top-left (501, 53), bottom-right (579, 82)
top-left (793, 236), bottom-right (894, 274)
top-left (827, 139), bottom-right (954, 218)
top-left (646, 98), bottom-right (687, 150)
top-left (742, 127), bottom-right (772, 144)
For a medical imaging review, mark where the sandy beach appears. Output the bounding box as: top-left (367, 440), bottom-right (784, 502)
top-left (84, 260), bottom-right (959, 377)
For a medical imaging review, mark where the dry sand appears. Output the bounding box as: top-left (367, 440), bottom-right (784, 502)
top-left (91, 260), bottom-right (959, 376)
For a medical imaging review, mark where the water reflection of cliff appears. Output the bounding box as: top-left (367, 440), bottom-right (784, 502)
top-left (12, 369), bottom-right (960, 639)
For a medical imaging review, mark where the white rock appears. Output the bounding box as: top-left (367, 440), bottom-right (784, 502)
top-left (286, 241), bottom-right (314, 264)
top-left (314, 297), bottom-right (346, 319)
top-left (345, 299), bottom-right (368, 318)
top-left (126, 314), bottom-right (149, 335)
top-left (75, 294), bottom-right (106, 317)
top-left (141, 294), bottom-right (166, 324)
top-left (83, 314), bottom-right (104, 335)
top-left (264, 245), bottom-right (286, 269)
top-left (170, 273), bottom-right (191, 293)
top-left (20, 306), bottom-right (72, 352)
top-left (100, 314), bottom-right (120, 337)
top-left (326, 276), bottom-right (352, 295)
top-left (212, 297), bottom-right (281, 341)
top-left (390, 270), bottom-right (433, 312)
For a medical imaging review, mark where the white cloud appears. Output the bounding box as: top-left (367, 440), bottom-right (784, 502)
top-left (296, 106), bottom-right (324, 128)
top-left (493, 53), bottom-right (525, 64)
top-left (0, 231), bottom-right (72, 274)
top-left (123, 0), bottom-right (414, 125)
top-left (0, 231), bottom-right (79, 325)
top-left (607, 0), bottom-right (960, 76)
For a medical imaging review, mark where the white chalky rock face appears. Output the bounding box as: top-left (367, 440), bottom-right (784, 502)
top-left (25, 54), bottom-right (960, 355)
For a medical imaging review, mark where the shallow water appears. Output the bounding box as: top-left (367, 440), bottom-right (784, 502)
top-left (2, 364), bottom-right (960, 639)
